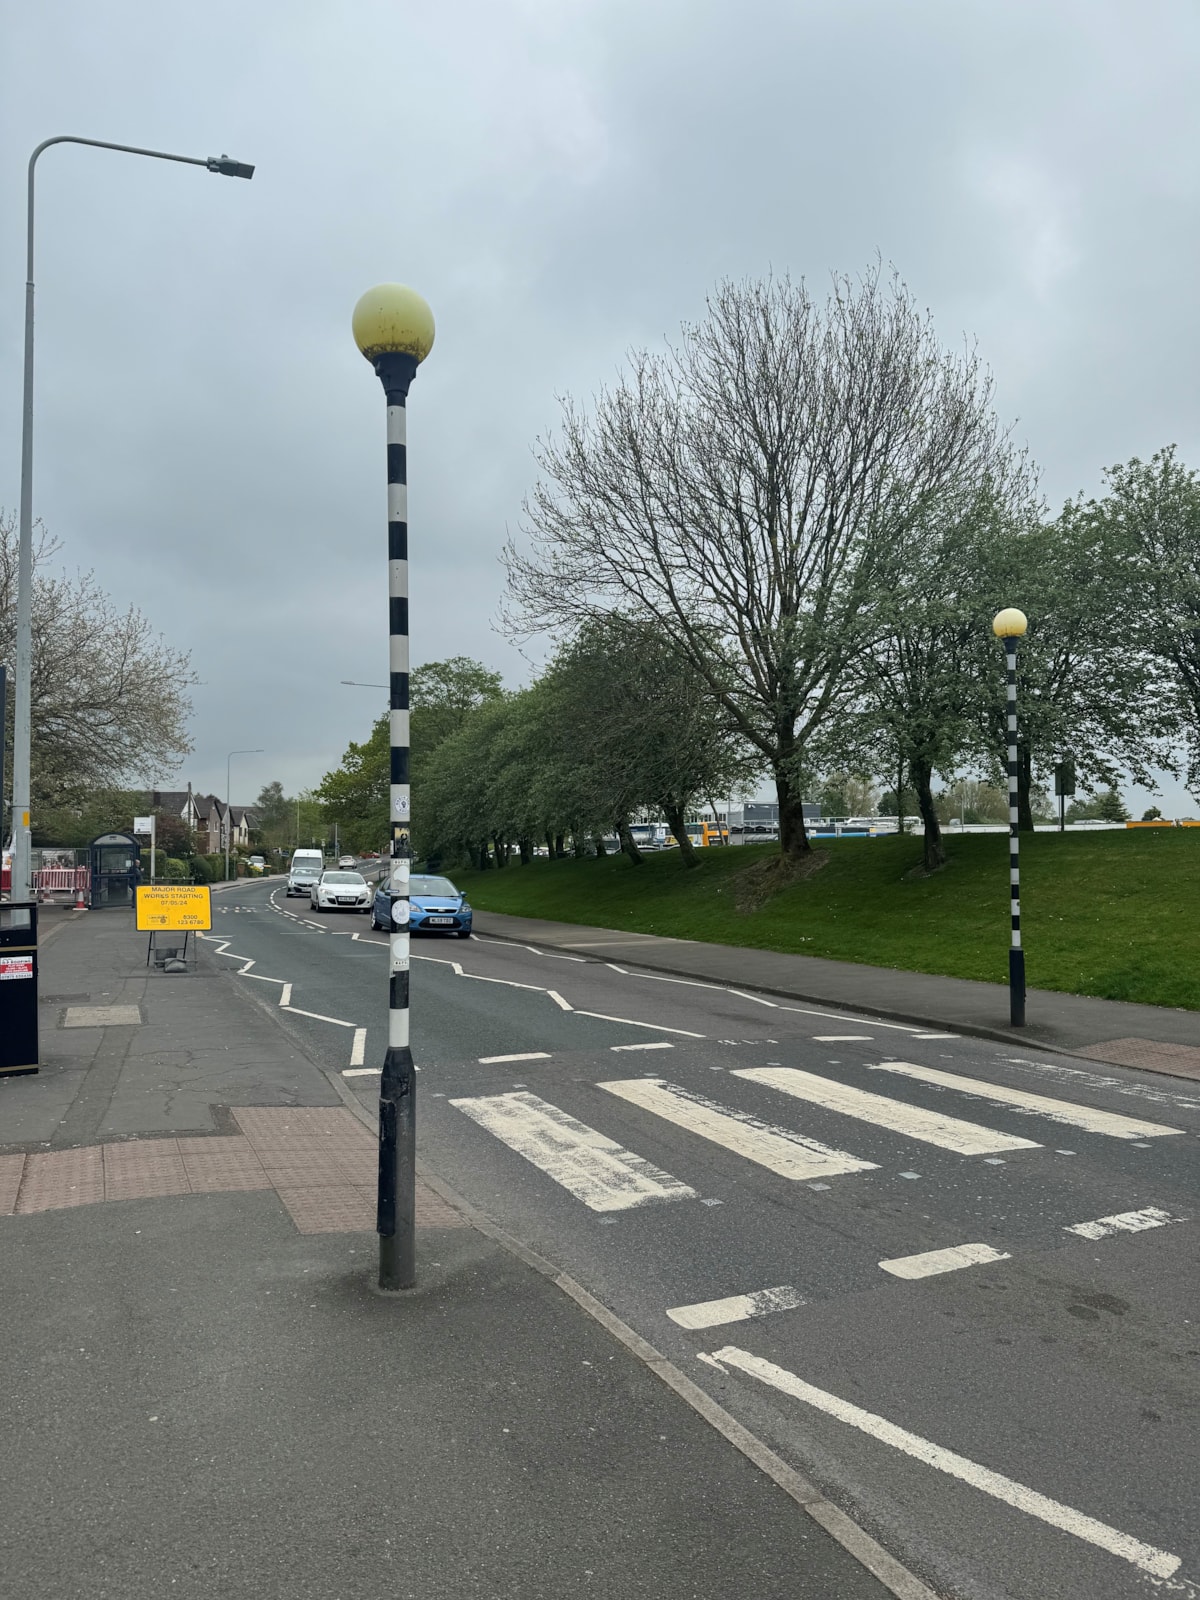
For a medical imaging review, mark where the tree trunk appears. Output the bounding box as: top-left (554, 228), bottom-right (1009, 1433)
top-left (545, 831), bottom-right (554, 858)
top-left (774, 758), bottom-right (811, 856)
top-left (553, 832), bottom-right (567, 859)
top-left (594, 834), bottom-right (609, 856)
top-left (467, 843), bottom-right (482, 871)
top-left (616, 817), bottom-right (644, 865)
top-left (518, 836), bottom-right (533, 864)
top-left (910, 756), bottom-right (946, 872)
top-left (896, 752), bottom-right (905, 834)
top-left (492, 834), bottom-right (509, 867)
top-left (663, 802), bottom-right (699, 867)
top-left (572, 834), bottom-right (587, 859)
top-left (478, 839), bottom-right (492, 870)
top-left (1017, 742), bottom-right (1035, 833)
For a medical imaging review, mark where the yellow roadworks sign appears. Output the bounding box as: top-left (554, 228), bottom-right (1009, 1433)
top-left (135, 885), bottom-right (212, 932)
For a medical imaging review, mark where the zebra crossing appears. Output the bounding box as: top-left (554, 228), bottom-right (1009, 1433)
top-left (449, 1061), bottom-right (1182, 1214)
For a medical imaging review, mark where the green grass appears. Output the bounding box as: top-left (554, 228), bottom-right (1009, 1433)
top-left (455, 831), bottom-right (1200, 1011)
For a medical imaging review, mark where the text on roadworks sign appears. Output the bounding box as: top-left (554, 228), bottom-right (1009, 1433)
top-left (0, 956), bottom-right (33, 980)
top-left (134, 886), bottom-right (213, 932)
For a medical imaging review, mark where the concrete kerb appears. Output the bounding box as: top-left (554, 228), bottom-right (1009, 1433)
top-left (199, 912), bottom-right (936, 1600)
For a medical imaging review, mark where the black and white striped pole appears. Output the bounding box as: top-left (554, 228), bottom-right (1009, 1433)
top-left (353, 284), bottom-right (436, 1291)
top-left (993, 607), bottom-right (1028, 1027)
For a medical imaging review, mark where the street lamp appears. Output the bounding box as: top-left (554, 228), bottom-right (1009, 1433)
top-left (352, 282), bottom-right (435, 1292)
top-left (226, 749), bottom-right (263, 883)
top-left (8, 137), bottom-right (254, 907)
top-left (993, 607), bottom-right (1028, 1027)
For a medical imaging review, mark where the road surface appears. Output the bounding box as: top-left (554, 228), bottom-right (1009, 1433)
top-left (201, 875), bottom-right (1200, 1600)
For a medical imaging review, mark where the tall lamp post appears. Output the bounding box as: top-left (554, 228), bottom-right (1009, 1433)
top-left (993, 608), bottom-right (1028, 1026)
top-left (10, 136), bottom-right (253, 907)
top-left (352, 282), bottom-right (435, 1292)
top-left (225, 749), bottom-right (263, 883)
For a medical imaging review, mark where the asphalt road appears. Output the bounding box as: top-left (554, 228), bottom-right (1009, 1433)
top-left (204, 874), bottom-right (1200, 1600)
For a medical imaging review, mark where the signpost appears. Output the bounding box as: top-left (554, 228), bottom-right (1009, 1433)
top-left (135, 884), bottom-right (212, 970)
top-left (133, 815), bottom-right (157, 883)
top-left (1053, 758), bottom-right (1076, 834)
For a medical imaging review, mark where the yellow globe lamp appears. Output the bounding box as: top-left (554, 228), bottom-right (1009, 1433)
top-left (352, 283), bottom-right (435, 364)
top-left (992, 607), bottom-right (1028, 639)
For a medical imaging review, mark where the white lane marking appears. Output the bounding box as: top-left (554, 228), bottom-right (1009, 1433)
top-left (712, 1348), bottom-right (1181, 1579)
top-left (727, 989), bottom-right (922, 1034)
top-left (279, 983), bottom-right (292, 1007)
top-left (350, 1028), bottom-right (367, 1066)
top-left (813, 1034), bottom-right (873, 1042)
top-left (449, 1091), bottom-right (695, 1212)
top-left (343, 1067), bottom-right (380, 1077)
top-left (547, 990), bottom-right (574, 1011)
top-left (599, 1078), bottom-right (878, 1182)
top-left (281, 1005), bottom-right (356, 1028)
top-left (576, 1011), bottom-right (705, 1038)
top-left (1065, 1206), bottom-right (1182, 1241)
top-left (667, 1285), bottom-right (805, 1330)
top-left (999, 1056), bottom-right (1200, 1114)
top-left (879, 1243), bottom-right (1012, 1279)
top-left (868, 1061), bottom-right (1182, 1141)
top-left (611, 1041), bottom-right (673, 1052)
top-left (479, 1052), bottom-right (552, 1064)
top-left (736, 1068), bottom-right (1041, 1155)
top-left (913, 1033), bottom-right (958, 1040)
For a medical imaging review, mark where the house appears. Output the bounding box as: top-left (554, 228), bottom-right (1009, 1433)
top-left (135, 788), bottom-right (202, 832)
top-left (192, 796), bottom-right (261, 854)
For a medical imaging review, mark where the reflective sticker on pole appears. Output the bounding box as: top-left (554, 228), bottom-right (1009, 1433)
top-left (393, 794), bottom-right (410, 818)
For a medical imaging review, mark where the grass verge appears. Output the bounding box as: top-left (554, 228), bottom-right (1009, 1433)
top-left (454, 831), bottom-right (1200, 1011)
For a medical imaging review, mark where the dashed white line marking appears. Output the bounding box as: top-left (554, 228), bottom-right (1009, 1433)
top-left (282, 1005), bottom-right (356, 1028)
top-left (912, 1033), bottom-right (958, 1040)
top-left (350, 1028), bottom-right (367, 1066)
top-left (736, 1067), bottom-right (1041, 1155)
top-left (343, 1067), bottom-right (380, 1077)
top-left (868, 1060), bottom-right (1182, 1141)
top-left (576, 1011), bottom-right (705, 1038)
top-left (878, 1243), bottom-right (1012, 1279)
top-left (610, 1041), bottom-right (673, 1052)
top-left (667, 1285), bottom-right (805, 1330)
top-left (813, 1034), bottom-right (873, 1042)
top-left (711, 1348), bottom-right (1181, 1579)
top-left (279, 984), bottom-right (292, 1007)
top-left (449, 1091), bottom-right (696, 1212)
top-left (547, 991), bottom-right (573, 1011)
top-left (1065, 1206), bottom-right (1182, 1241)
top-left (478, 1052), bottom-right (552, 1064)
top-left (599, 1078), bottom-right (878, 1182)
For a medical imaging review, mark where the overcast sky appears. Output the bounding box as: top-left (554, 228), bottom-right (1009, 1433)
top-left (3, 0), bottom-right (1199, 816)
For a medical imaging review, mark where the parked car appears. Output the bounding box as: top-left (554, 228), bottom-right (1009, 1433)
top-left (370, 873), bottom-right (472, 937)
top-left (338, 855), bottom-right (357, 869)
top-left (309, 870), bottom-right (371, 913)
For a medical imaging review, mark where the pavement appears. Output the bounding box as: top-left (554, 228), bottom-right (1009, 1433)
top-left (0, 898), bottom-right (905, 1600)
top-left (473, 909), bottom-right (1200, 1074)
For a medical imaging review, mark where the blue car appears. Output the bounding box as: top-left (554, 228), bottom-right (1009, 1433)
top-left (370, 872), bottom-right (473, 938)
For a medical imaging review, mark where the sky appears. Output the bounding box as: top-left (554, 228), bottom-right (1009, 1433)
top-left (2, 0), bottom-right (1199, 816)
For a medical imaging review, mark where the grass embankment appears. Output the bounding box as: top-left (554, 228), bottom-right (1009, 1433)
top-left (455, 831), bottom-right (1200, 1011)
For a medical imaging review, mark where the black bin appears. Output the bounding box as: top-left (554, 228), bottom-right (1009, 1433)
top-left (0, 902), bottom-right (39, 1076)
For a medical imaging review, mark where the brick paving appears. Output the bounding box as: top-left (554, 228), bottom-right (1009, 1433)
top-left (1079, 1037), bottom-right (1200, 1081)
top-left (0, 1106), bottom-right (464, 1233)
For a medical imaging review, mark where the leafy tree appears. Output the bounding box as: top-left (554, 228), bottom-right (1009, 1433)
top-left (1142, 806), bottom-right (1163, 821)
top-left (819, 773), bottom-right (880, 818)
top-left (316, 716), bottom-right (389, 855)
top-left (1065, 787), bottom-right (1129, 822)
top-left (504, 266), bottom-right (1018, 857)
top-left (0, 513), bottom-right (194, 828)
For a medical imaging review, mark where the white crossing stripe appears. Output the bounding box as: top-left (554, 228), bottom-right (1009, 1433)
top-left (667, 1285), bottom-right (805, 1330)
top-left (599, 1078), bottom-right (878, 1182)
top-left (350, 1028), bottom-right (367, 1066)
top-left (478, 1052), bottom-right (552, 1064)
top-left (879, 1242), bottom-right (1012, 1279)
top-left (1065, 1206), bottom-right (1181, 1241)
top-left (710, 1347), bottom-right (1180, 1579)
top-left (449, 1091), bottom-right (695, 1212)
top-left (868, 1060), bottom-right (1182, 1140)
top-left (611, 1041), bottom-right (673, 1052)
top-left (343, 1067), bottom-right (380, 1077)
top-left (813, 1034), bottom-right (873, 1042)
top-left (912, 1033), bottom-right (957, 1040)
top-left (735, 1067), bottom-right (1040, 1155)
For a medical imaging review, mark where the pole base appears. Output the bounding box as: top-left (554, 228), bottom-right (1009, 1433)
top-left (1009, 948), bottom-right (1026, 1027)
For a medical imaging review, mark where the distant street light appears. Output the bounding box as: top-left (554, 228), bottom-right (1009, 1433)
top-left (352, 282), bottom-right (435, 1292)
top-left (992, 607), bottom-right (1028, 1027)
top-left (225, 749), bottom-right (263, 883)
top-left (9, 136), bottom-right (254, 907)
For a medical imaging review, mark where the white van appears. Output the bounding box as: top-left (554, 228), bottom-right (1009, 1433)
top-left (287, 849), bottom-right (325, 897)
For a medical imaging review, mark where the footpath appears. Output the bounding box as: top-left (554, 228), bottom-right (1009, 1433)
top-left (474, 911), bottom-right (1200, 1078)
top-left (0, 904), bottom-right (906, 1600)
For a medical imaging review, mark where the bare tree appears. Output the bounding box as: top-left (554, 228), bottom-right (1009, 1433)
top-left (0, 513), bottom-right (195, 822)
top-left (503, 266), bottom-right (1019, 855)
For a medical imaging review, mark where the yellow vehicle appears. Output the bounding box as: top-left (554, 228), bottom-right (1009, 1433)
top-left (686, 822), bottom-right (730, 848)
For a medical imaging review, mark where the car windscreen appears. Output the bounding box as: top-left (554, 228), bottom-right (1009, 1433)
top-left (291, 865), bottom-right (321, 875)
top-left (322, 872), bottom-right (365, 885)
top-left (409, 876), bottom-right (459, 897)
